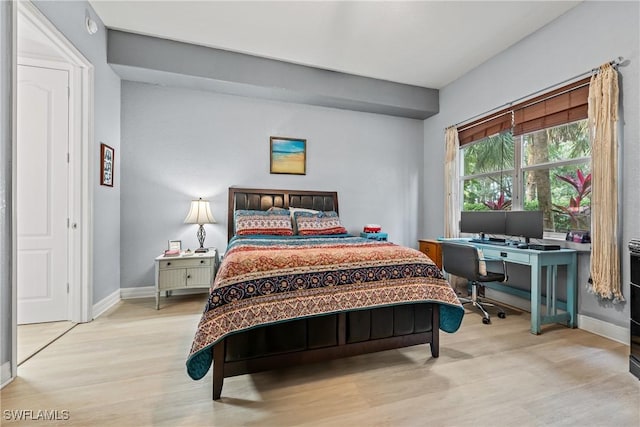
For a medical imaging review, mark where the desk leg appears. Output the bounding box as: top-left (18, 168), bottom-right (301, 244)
top-left (545, 266), bottom-right (552, 317)
top-left (566, 253), bottom-right (578, 328)
top-left (531, 261), bottom-right (542, 335)
top-left (550, 265), bottom-right (559, 316)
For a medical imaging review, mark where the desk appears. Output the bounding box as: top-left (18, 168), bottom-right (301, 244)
top-left (442, 239), bottom-right (577, 334)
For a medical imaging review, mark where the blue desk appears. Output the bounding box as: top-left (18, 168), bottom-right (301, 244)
top-left (442, 239), bottom-right (577, 334)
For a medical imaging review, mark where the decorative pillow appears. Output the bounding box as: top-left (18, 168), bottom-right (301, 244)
top-left (267, 206), bottom-right (289, 213)
top-left (234, 210), bottom-right (293, 236)
top-left (288, 207), bottom-right (319, 219)
top-left (289, 207), bottom-right (319, 233)
top-left (293, 211), bottom-right (348, 235)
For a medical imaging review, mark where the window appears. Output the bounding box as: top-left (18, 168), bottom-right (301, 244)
top-left (461, 132), bottom-right (514, 211)
top-left (461, 120), bottom-right (590, 234)
top-left (520, 121), bottom-right (590, 232)
top-left (458, 77), bottom-right (591, 236)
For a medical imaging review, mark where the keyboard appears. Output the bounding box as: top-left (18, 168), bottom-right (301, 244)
top-left (470, 239), bottom-right (507, 246)
top-left (528, 244), bottom-right (561, 251)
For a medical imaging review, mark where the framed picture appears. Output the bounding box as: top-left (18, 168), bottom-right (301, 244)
top-left (100, 143), bottom-right (114, 187)
top-left (168, 240), bottom-right (182, 251)
top-left (270, 136), bottom-right (306, 175)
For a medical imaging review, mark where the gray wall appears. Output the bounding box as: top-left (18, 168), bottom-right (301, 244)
top-left (120, 81), bottom-right (424, 288)
top-left (1, 0), bottom-right (14, 385)
top-left (33, 1), bottom-right (121, 304)
top-left (423, 1), bottom-right (640, 327)
top-left (107, 30), bottom-right (439, 120)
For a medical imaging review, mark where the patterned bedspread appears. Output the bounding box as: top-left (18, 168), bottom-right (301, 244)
top-left (186, 235), bottom-right (464, 380)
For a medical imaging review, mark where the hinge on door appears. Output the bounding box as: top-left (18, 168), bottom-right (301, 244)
top-left (68, 86), bottom-right (70, 98)
top-left (67, 153), bottom-right (70, 163)
top-left (67, 218), bottom-right (70, 228)
top-left (67, 283), bottom-right (70, 293)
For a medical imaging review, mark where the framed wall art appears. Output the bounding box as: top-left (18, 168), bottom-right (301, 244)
top-left (270, 136), bottom-right (306, 175)
top-left (168, 240), bottom-right (182, 251)
top-left (100, 143), bottom-right (114, 187)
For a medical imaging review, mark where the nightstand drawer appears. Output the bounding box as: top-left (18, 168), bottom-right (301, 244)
top-left (159, 257), bottom-right (212, 269)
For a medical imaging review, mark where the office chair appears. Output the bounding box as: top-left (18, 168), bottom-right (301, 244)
top-left (441, 241), bottom-right (508, 324)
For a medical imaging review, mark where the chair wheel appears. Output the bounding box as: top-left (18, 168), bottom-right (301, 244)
top-left (498, 312), bottom-right (506, 319)
top-left (482, 317), bottom-right (491, 325)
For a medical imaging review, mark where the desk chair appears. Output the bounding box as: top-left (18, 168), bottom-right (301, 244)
top-left (441, 242), bottom-right (508, 325)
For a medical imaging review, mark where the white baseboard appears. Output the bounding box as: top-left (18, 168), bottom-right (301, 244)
top-left (1, 361), bottom-right (13, 389)
top-left (577, 314), bottom-right (629, 345)
top-left (120, 285), bottom-right (156, 299)
top-left (92, 288), bottom-right (121, 320)
top-left (120, 285), bottom-right (208, 300)
top-left (485, 289), bottom-right (629, 345)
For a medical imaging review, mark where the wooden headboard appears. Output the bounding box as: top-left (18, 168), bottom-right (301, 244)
top-left (227, 187), bottom-right (339, 241)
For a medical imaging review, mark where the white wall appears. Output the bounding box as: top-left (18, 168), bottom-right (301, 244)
top-left (0, 0), bottom-right (15, 385)
top-left (33, 1), bottom-right (121, 304)
top-left (120, 82), bottom-right (424, 288)
top-left (423, 1), bottom-right (639, 327)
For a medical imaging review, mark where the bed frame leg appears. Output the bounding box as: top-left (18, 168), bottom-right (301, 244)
top-left (430, 305), bottom-right (440, 358)
top-left (212, 341), bottom-right (225, 400)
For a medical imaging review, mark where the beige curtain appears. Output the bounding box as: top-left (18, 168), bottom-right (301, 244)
top-left (444, 127), bottom-right (466, 292)
top-left (588, 63), bottom-right (623, 302)
top-left (444, 127), bottom-right (460, 238)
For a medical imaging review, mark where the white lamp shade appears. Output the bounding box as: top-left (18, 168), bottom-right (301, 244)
top-left (184, 198), bottom-right (216, 225)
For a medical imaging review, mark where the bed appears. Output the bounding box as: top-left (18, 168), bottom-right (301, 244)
top-left (186, 187), bottom-right (464, 399)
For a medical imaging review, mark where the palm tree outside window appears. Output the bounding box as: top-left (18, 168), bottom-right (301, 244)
top-left (460, 120), bottom-right (591, 235)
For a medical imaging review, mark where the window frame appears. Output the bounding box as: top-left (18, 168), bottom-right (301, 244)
top-left (455, 77), bottom-right (592, 240)
top-left (459, 121), bottom-right (591, 238)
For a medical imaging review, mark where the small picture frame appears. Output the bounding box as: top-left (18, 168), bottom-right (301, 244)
top-left (270, 136), bottom-right (306, 175)
top-left (168, 240), bottom-right (182, 251)
top-left (100, 143), bottom-right (115, 187)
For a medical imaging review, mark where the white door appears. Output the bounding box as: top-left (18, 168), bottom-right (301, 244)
top-left (17, 64), bottom-right (70, 324)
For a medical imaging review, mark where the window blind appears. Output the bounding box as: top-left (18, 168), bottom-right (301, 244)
top-left (457, 76), bottom-right (591, 147)
top-left (458, 111), bottom-right (511, 146)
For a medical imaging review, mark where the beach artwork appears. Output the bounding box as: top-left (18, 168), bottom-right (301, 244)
top-left (270, 137), bottom-right (306, 175)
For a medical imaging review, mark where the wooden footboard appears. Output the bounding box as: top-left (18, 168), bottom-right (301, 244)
top-left (212, 303), bottom-right (440, 400)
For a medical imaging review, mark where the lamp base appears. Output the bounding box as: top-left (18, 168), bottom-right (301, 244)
top-left (195, 225), bottom-right (208, 253)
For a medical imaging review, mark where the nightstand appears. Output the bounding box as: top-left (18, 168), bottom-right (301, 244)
top-left (154, 249), bottom-right (218, 309)
top-left (360, 232), bottom-right (388, 241)
top-left (418, 239), bottom-right (442, 270)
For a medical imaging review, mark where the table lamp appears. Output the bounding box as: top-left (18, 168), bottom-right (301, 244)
top-left (184, 198), bottom-right (216, 253)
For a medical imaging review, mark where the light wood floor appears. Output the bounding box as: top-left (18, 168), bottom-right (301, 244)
top-left (2, 294), bottom-right (639, 426)
top-left (17, 321), bottom-right (76, 365)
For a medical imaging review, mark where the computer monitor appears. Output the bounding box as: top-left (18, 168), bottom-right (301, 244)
top-left (459, 211), bottom-right (507, 238)
top-left (505, 210), bottom-right (544, 243)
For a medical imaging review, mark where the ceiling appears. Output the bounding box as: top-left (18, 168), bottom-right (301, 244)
top-left (89, 1), bottom-right (581, 89)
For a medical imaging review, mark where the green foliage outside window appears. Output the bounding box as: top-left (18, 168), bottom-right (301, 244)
top-left (461, 120), bottom-right (590, 233)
